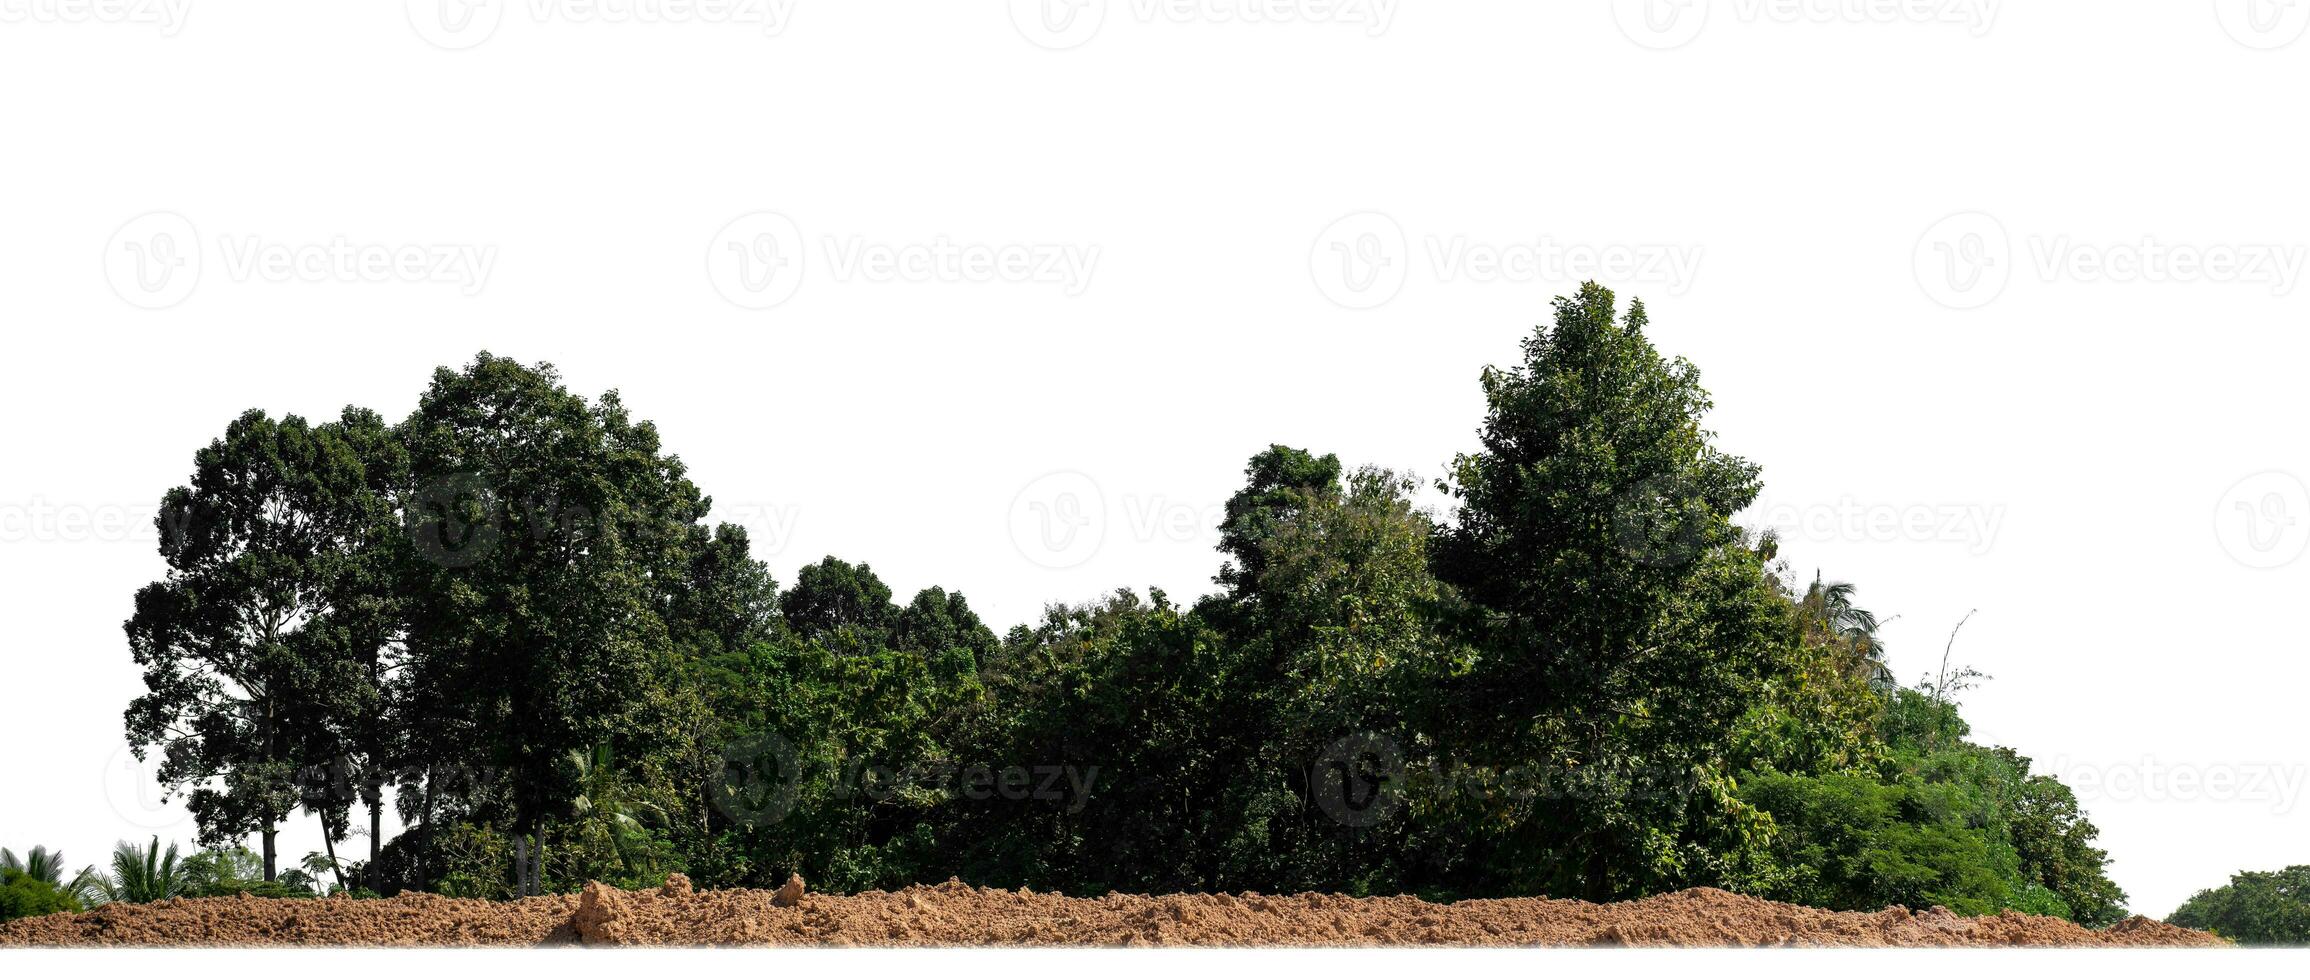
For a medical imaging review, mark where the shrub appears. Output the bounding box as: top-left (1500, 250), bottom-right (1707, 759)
top-left (1, 868), bottom-right (83, 922)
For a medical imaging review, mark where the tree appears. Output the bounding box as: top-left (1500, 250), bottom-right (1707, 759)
top-left (396, 353), bottom-right (712, 896)
top-left (124, 408), bottom-right (401, 881)
top-left (781, 556), bottom-right (899, 654)
top-left (2169, 866), bottom-right (2310, 944)
top-left (101, 838), bottom-right (189, 904)
top-left (1431, 283), bottom-right (1795, 899)
top-left (1798, 574), bottom-right (1895, 689)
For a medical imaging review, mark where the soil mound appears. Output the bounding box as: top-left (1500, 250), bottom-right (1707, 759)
top-left (0, 880), bottom-right (2224, 947)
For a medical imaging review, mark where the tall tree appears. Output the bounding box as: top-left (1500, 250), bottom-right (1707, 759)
top-left (1432, 283), bottom-right (1796, 899)
top-left (125, 408), bottom-right (399, 880)
top-left (396, 353), bottom-right (711, 895)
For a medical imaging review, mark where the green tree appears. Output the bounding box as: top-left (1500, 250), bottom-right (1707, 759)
top-left (2169, 866), bottom-right (2310, 944)
top-left (397, 353), bottom-right (714, 895)
top-left (1430, 283), bottom-right (1795, 899)
top-left (101, 838), bottom-right (189, 904)
top-left (124, 408), bottom-right (401, 880)
top-left (781, 556), bottom-right (899, 655)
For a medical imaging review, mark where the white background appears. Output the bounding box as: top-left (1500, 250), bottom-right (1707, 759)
top-left (3, 0), bottom-right (2308, 927)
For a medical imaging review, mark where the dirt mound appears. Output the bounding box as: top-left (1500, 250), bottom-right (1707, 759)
top-left (0, 880), bottom-right (2223, 947)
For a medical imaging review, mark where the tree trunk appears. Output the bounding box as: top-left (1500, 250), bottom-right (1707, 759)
top-left (323, 831), bottom-right (347, 895)
top-left (513, 835), bottom-right (529, 897)
top-left (419, 770), bottom-right (436, 885)
top-left (262, 826), bottom-right (278, 882)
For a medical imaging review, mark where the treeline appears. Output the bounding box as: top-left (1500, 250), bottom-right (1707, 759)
top-left (115, 283), bottom-right (2126, 924)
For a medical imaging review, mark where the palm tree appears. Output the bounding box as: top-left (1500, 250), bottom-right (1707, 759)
top-left (1801, 573), bottom-right (1896, 690)
top-left (3, 846), bottom-right (106, 906)
top-left (569, 744), bottom-right (665, 880)
top-left (102, 838), bottom-right (189, 904)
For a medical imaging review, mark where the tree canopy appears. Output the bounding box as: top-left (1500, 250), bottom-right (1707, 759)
top-left (117, 296), bottom-right (2131, 924)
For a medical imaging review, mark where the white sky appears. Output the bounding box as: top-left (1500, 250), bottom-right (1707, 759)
top-left (3, 2), bottom-right (2306, 919)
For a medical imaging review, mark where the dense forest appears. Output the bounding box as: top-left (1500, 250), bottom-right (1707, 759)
top-left (42, 284), bottom-right (2129, 924)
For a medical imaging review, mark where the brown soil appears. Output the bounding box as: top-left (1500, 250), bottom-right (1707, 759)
top-left (0, 875), bottom-right (2223, 947)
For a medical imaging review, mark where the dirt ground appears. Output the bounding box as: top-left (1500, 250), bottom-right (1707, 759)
top-left (0, 875), bottom-right (2224, 947)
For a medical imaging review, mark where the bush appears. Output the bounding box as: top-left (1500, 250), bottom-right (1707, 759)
top-left (1, 868), bottom-right (82, 922)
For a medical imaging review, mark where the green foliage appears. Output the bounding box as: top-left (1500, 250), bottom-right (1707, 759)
top-left (177, 846), bottom-right (317, 898)
top-left (103, 837), bottom-right (190, 904)
top-left (1737, 689), bottom-right (2127, 926)
top-left (1426, 285), bottom-right (1795, 900)
top-left (1, 846), bottom-right (104, 906)
top-left (2168, 865), bottom-right (2310, 944)
top-left (116, 302), bottom-right (2128, 924)
top-left (1, 868), bottom-right (82, 922)
top-left (123, 407), bottom-right (405, 881)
